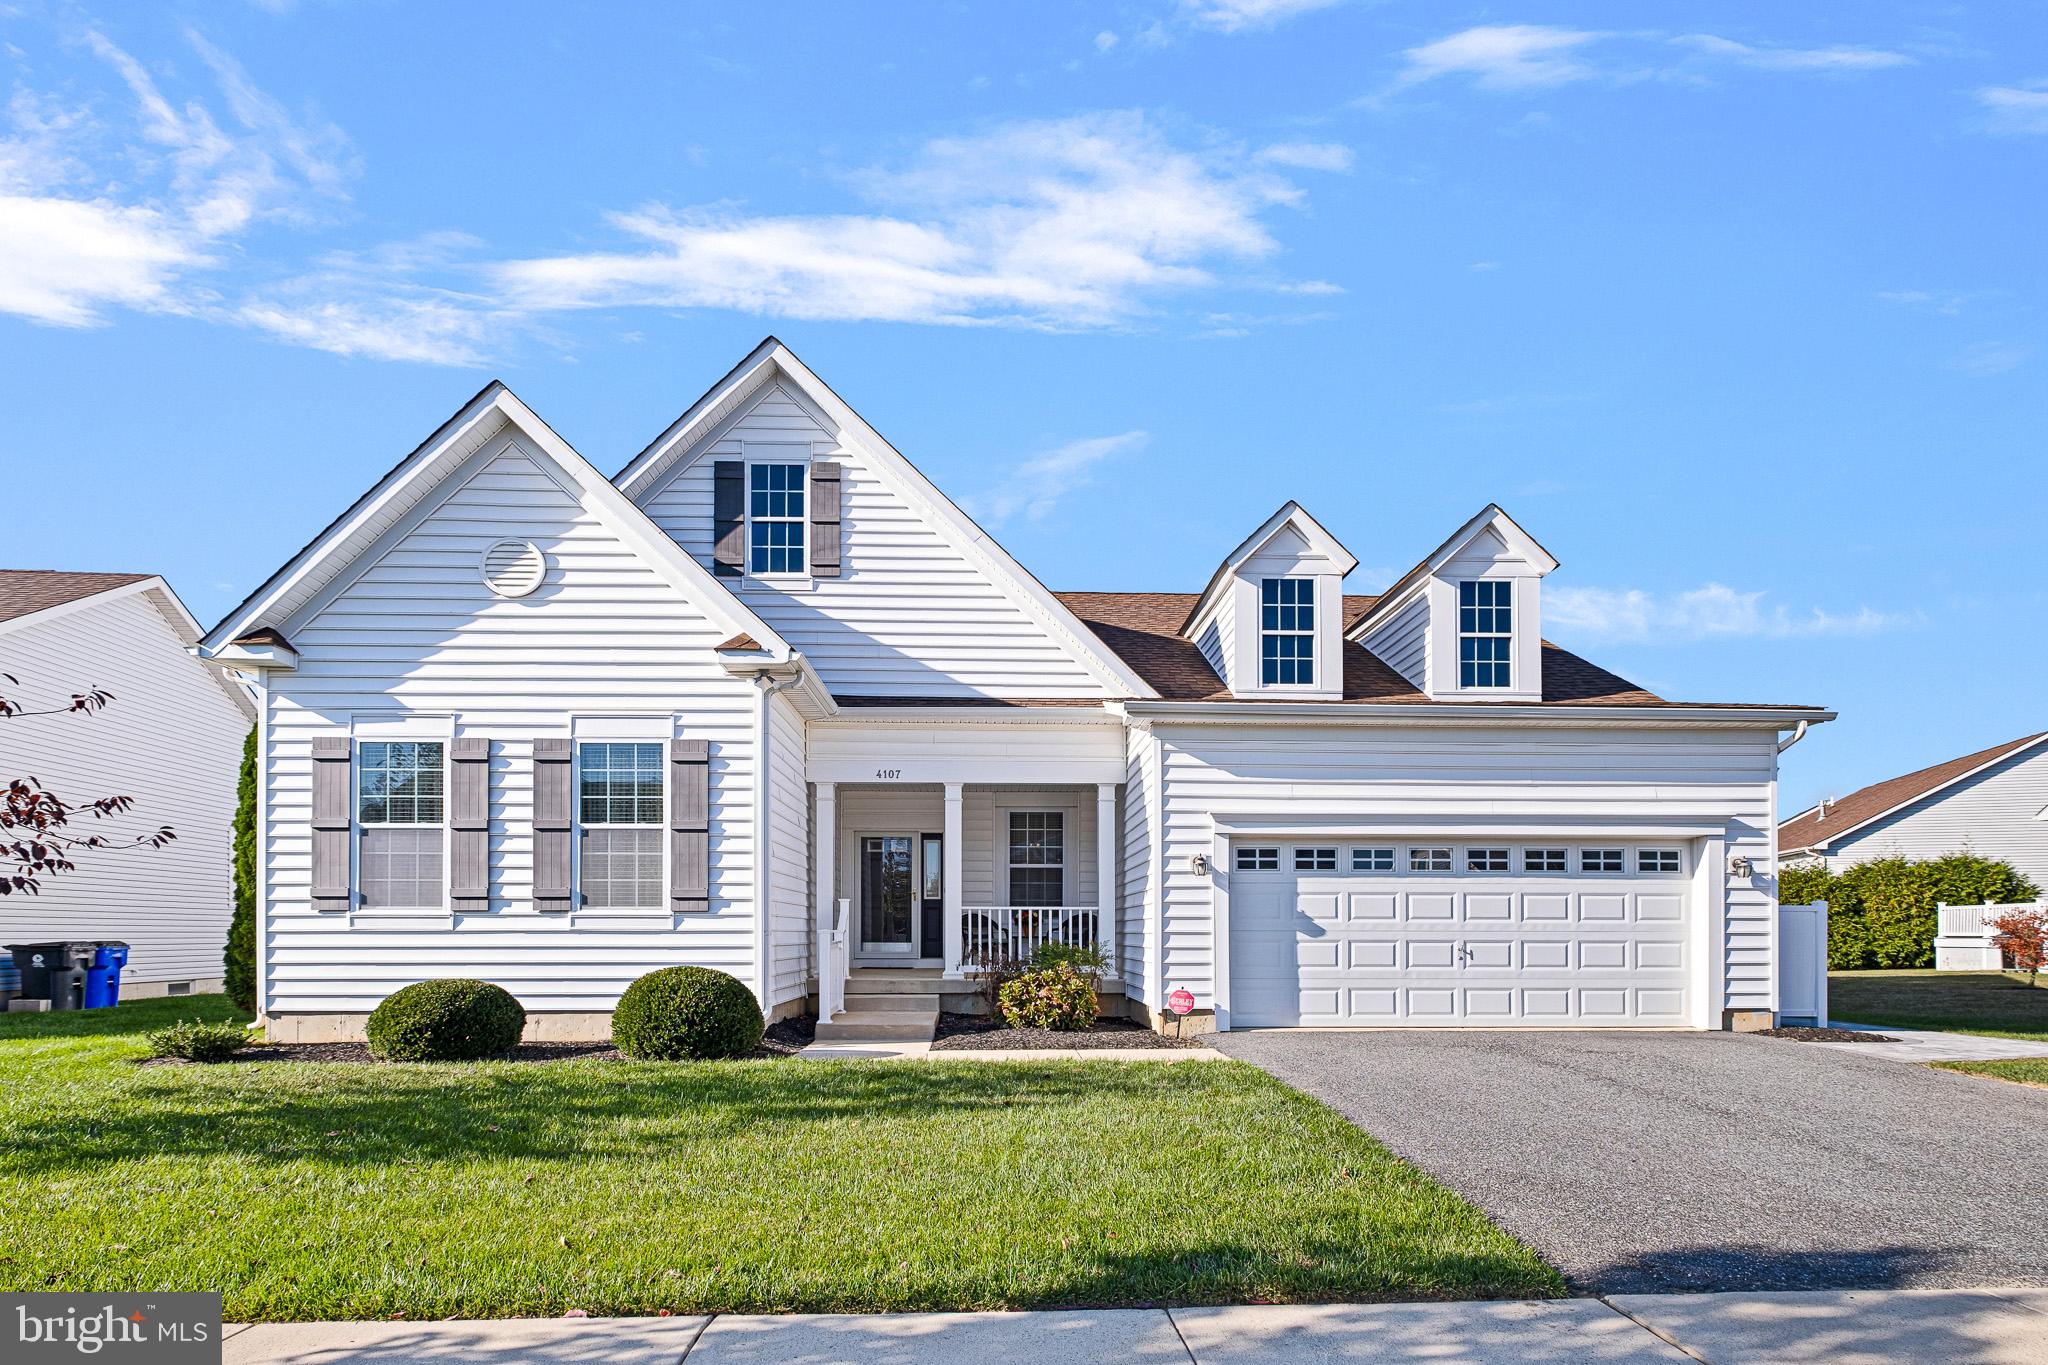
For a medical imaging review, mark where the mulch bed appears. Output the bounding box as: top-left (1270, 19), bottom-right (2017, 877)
top-left (1757, 1026), bottom-right (1899, 1043)
top-left (141, 1015), bottom-right (818, 1065)
top-left (930, 1011), bottom-right (1205, 1050)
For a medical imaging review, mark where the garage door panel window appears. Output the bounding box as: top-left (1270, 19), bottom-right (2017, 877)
top-left (1236, 846), bottom-right (1279, 871)
top-left (1523, 847), bottom-right (1567, 873)
top-left (1580, 848), bottom-right (1625, 874)
top-left (1295, 846), bottom-right (1337, 871)
top-left (1409, 847), bottom-right (1452, 872)
top-left (1465, 847), bottom-right (1509, 873)
top-left (1351, 847), bottom-right (1393, 872)
top-left (1637, 849), bottom-right (1682, 874)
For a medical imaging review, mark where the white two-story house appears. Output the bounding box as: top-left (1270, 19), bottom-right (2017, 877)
top-left (198, 339), bottom-right (1831, 1042)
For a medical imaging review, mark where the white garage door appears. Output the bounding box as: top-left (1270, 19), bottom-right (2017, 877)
top-left (1226, 840), bottom-right (1694, 1027)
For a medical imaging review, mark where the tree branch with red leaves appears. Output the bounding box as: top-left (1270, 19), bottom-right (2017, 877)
top-left (1, 671), bottom-right (175, 896)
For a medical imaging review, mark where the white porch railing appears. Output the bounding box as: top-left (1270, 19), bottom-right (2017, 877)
top-left (821, 897), bottom-right (851, 1021)
top-left (960, 905), bottom-right (1100, 968)
top-left (1936, 900), bottom-right (2043, 970)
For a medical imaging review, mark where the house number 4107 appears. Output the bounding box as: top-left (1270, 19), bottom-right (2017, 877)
top-left (874, 768), bottom-right (902, 780)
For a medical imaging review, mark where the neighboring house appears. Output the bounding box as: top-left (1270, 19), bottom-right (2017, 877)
top-left (1779, 732), bottom-right (2048, 891)
top-left (1, 571), bottom-right (255, 996)
top-left (196, 339), bottom-right (1831, 1043)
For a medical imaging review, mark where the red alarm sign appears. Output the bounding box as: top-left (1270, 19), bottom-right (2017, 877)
top-left (1166, 987), bottom-right (1196, 1016)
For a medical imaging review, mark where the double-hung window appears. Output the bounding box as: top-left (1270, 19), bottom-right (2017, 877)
top-left (748, 462), bottom-right (806, 575)
top-left (1007, 811), bottom-right (1065, 907)
top-left (1458, 580), bottom-right (1512, 688)
top-left (358, 741), bottom-right (444, 909)
top-left (1260, 577), bottom-right (1315, 685)
top-left (579, 742), bottom-right (664, 909)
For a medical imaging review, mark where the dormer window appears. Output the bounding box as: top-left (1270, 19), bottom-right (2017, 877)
top-left (749, 462), bottom-right (807, 575)
top-left (1458, 580), bottom-right (1512, 688)
top-left (1260, 577), bottom-right (1315, 685)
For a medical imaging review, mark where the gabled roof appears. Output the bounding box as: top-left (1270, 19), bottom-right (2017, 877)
top-left (1346, 504), bottom-right (1558, 641)
top-left (0, 570), bottom-right (153, 626)
top-left (1780, 731), bottom-right (2048, 853)
top-left (1179, 502), bottom-right (1360, 636)
top-left (614, 337), bottom-right (1157, 700)
top-left (1064, 591), bottom-right (1675, 707)
top-left (199, 383), bottom-right (792, 662)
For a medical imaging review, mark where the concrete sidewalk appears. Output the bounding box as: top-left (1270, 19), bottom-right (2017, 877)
top-left (223, 1288), bottom-right (2048, 1364)
top-left (1803, 1023), bottom-right (2048, 1063)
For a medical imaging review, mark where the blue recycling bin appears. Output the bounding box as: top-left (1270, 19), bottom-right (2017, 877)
top-left (82, 942), bottom-right (129, 1009)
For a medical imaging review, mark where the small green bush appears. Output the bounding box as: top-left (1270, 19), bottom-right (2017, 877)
top-left (366, 979), bottom-right (526, 1062)
top-left (225, 725), bottom-right (257, 1013)
top-left (146, 1019), bottom-right (251, 1063)
top-left (1028, 942), bottom-right (1108, 978)
top-left (1782, 853), bottom-right (2040, 970)
top-left (611, 966), bottom-right (763, 1060)
top-left (998, 964), bottom-right (1099, 1031)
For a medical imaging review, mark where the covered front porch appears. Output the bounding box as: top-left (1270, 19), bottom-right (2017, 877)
top-left (805, 709), bottom-right (1127, 1028)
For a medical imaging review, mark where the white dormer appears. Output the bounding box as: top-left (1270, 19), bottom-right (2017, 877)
top-left (1182, 503), bottom-right (1358, 701)
top-left (1346, 504), bottom-right (1558, 703)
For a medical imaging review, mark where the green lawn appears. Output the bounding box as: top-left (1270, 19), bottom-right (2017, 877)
top-left (1936, 1058), bottom-right (2048, 1087)
top-left (0, 996), bottom-right (1559, 1320)
top-left (1829, 969), bottom-right (2048, 1043)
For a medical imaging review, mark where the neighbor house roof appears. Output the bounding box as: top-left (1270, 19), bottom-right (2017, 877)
top-left (0, 570), bottom-right (152, 625)
top-left (1060, 590), bottom-right (1751, 708)
top-left (1779, 731), bottom-right (2048, 853)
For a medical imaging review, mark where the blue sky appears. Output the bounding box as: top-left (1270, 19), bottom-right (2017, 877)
top-left (3, 1), bottom-right (2042, 815)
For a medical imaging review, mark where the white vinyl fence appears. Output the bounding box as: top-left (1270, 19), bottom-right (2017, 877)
top-left (1777, 900), bottom-right (1829, 1026)
top-left (1937, 901), bottom-right (2045, 970)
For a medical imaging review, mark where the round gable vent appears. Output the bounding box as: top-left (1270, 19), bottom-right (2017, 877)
top-left (480, 539), bottom-right (547, 598)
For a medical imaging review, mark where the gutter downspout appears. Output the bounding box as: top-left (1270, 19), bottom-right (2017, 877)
top-left (753, 671), bottom-right (804, 1012)
top-left (1776, 720), bottom-right (1810, 754)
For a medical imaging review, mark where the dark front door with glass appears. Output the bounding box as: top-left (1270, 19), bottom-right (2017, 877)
top-left (860, 835), bottom-right (916, 956)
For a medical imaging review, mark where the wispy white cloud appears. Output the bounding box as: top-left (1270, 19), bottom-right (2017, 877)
top-left (1178, 0), bottom-right (1345, 34)
top-left (1094, 30), bottom-right (1120, 53)
top-left (490, 112), bottom-right (1310, 331)
top-left (1976, 82), bottom-right (2048, 135)
top-left (1546, 583), bottom-right (1916, 643)
top-left (1255, 140), bottom-right (1353, 171)
top-left (1945, 340), bottom-right (2031, 376)
top-left (1672, 34), bottom-right (1911, 73)
top-left (961, 431), bottom-right (1150, 527)
top-left (1385, 24), bottom-right (1911, 96)
top-left (0, 28), bottom-right (352, 328)
top-left (1877, 288), bottom-right (1978, 316)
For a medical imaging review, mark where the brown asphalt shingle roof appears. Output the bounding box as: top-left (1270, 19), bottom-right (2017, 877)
top-left (1779, 731), bottom-right (2048, 851)
top-left (1055, 591), bottom-right (1667, 706)
top-left (0, 570), bottom-right (151, 626)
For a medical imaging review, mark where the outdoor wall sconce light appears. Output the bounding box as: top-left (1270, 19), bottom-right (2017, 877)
top-left (1190, 853), bottom-right (1208, 875)
top-left (1729, 855), bottom-right (1755, 878)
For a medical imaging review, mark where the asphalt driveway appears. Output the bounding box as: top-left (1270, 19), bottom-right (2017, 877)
top-left (1209, 1028), bottom-right (2048, 1294)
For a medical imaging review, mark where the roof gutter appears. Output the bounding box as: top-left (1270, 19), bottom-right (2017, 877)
top-left (1112, 700), bottom-right (1837, 728)
top-left (1777, 719), bottom-right (1811, 753)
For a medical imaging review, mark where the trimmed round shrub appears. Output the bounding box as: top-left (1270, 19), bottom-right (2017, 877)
top-left (612, 966), bottom-right (763, 1060)
top-left (366, 979), bottom-right (526, 1061)
top-left (998, 964), bottom-right (1099, 1032)
top-left (147, 1019), bottom-right (252, 1063)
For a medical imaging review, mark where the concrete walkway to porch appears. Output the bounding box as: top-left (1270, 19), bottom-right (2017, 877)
top-left (222, 1288), bottom-right (2048, 1363)
top-left (1802, 1021), bottom-right (2048, 1062)
top-left (798, 1039), bottom-right (1222, 1061)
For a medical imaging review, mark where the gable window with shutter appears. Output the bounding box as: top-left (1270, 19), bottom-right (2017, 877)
top-left (357, 741), bottom-right (446, 909)
top-left (748, 462), bottom-right (807, 575)
top-left (578, 742), bottom-right (665, 909)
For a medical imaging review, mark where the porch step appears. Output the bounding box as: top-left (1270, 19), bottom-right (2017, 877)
top-left (847, 972), bottom-right (953, 997)
top-left (813, 1007), bottom-right (938, 1042)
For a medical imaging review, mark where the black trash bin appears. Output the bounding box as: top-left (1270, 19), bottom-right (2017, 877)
top-left (6, 942), bottom-right (95, 1010)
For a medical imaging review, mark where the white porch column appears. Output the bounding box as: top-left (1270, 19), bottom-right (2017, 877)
top-left (943, 782), bottom-right (965, 976)
top-left (1096, 783), bottom-right (1119, 978)
top-left (814, 783), bottom-right (836, 1005)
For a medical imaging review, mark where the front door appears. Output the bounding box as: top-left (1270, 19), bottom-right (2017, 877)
top-left (859, 835), bottom-right (916, 956)
top-left (919, 833), bottom-right (944, 958)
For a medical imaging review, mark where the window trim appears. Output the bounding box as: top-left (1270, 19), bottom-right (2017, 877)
top-left (574, 739), bottom-right (668, 913)
top-left (1457, 579), bottom-right (1513, 690)
top-left (1259, 576), bottom-right (1316, 688)
top-left (353, 737), bottom-right (450, 913)
top-left (1001, 807), bottom-right (1070, 908)
top-left (745, 452), bottom-right (810, 580)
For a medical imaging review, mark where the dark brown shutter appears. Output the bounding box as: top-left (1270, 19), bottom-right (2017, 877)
top-left (310, 736), bottom-right (351, 911)
top-left (533, 738), bottom-right (573, 912)
top-left (712, 460), bottom-right (745, 577)
top-left (670, 738), bottom-right (710, 910)
top-left (450, 738), bottom-right (490, 914)
top-left (809, 460), bottom-right (842, 578)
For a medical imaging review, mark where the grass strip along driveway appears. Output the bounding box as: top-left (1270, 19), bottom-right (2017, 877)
top-left (1830, 970), bottom-right (2048, 1044)
top-left (0, 997), bottom-right (1557, 1320)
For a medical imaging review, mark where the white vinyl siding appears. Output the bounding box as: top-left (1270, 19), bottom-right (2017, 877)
top-left (0, 592), bottom-right (249, 988)
top-left (1120, 727), bottom-right (1159, 997)
top-left (1816, 746), bottom-right (2048, 891)
top-left (261, 432), bottom-right (763, 1016)
top-left (1154, 723), bottom-right (1778, 1017)
top-left (1357, 592), bottom-right (1428, 690)
top-left (639, 380), bottom-right (1107, 699)
top-left (764, 690), bottom-right (811, 1008)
